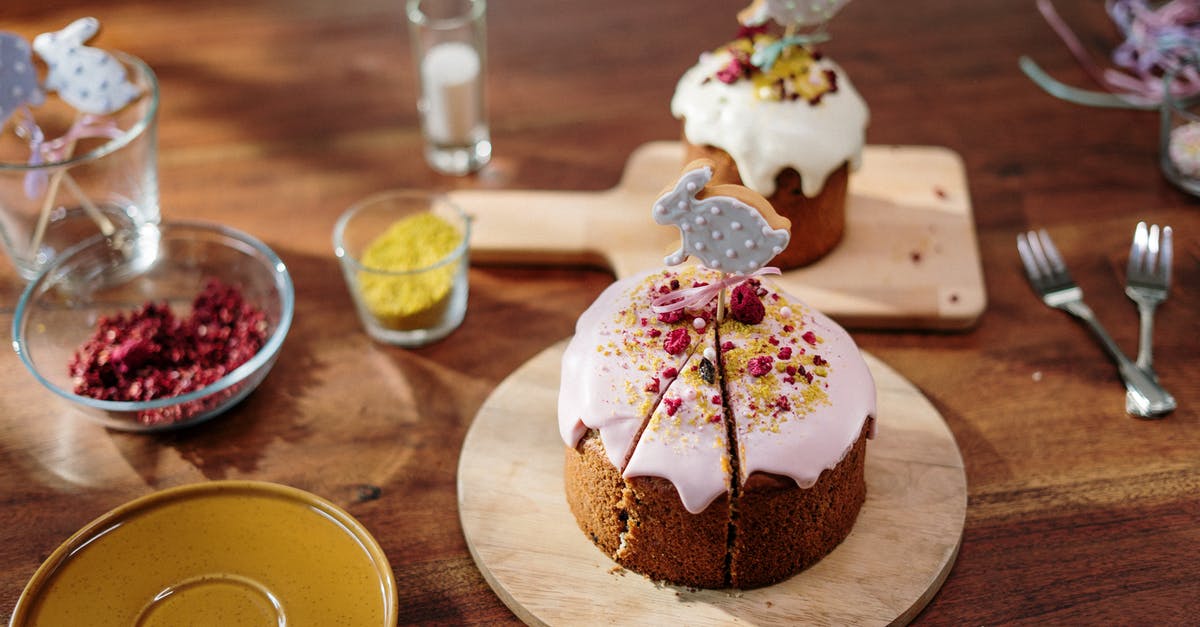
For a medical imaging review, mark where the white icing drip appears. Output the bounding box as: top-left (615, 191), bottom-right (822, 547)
top-left (671, 51), bottom-right (869, 197)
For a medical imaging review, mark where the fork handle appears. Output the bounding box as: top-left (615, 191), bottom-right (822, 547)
top-left (1063, 301), bottom-right (1175, 418)
top-left (1134, 301), bottom-right (1157, 372)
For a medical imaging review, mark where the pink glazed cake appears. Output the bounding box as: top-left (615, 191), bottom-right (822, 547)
top-left (559, 264), bottom-right (876, 588)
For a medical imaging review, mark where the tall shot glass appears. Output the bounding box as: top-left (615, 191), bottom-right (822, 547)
top-left (407, 0), bottom-right (491, 176)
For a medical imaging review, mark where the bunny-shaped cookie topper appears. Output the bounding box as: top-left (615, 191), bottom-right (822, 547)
top-left (33, 17), bottom-right (140, 115)
top-left (738, 0), bottom-right (851, 29)
top-left (0, 32), bottom-right (44, 125)
top-left (653, 159), bottom-right (791, 275)
top-left (0, 31), bottom-right (45, 126)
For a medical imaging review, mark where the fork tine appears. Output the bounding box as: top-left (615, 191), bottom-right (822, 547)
top-left (1023, 230), bottom-right (1052, 280)
top-left (1146, 224), bottom-right (1160, 274)
top-left (1128, 221), bottom-right (1148, 277)
top-left (1035, 229), bottom-right (1069, 278)
top-left (1017, 232), bottom-right (1042, 283)
top-left (1160, 225), bottom-right (1173, 285)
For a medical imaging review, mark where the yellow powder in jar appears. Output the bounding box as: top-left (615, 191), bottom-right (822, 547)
top-left (358, 212), bottom-right (463, 330)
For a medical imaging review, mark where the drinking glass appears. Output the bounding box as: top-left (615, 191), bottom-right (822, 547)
top-left (0, 52), bottom-right (160, 280)
top-left (1160, 67), bottom-right (1200, 197)
top-left (333, 190), bottom-right (471, 347)
top-left (407, 0), bottom-right (491, 176)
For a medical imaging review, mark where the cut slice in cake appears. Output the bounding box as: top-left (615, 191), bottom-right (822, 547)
top-left (558, 267), bottom-right (717, 469)
top-left (718, 279), bottom-right (875, 588)
top-left (618, 325), bottom-right (731, 588)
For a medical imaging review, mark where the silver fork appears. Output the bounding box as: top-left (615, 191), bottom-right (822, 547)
top-left (1125, 221), bottom-right (1173, 373)
top-left (1017, 229), bottom-right (1176, 418)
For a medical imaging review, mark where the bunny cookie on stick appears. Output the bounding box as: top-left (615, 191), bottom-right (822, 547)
top-left (654, 158), bottom-right (791, 274)
top-left (34, 18), bottom-right (140, 115)
top-left (652, 159), bottom-right (792, 320)
top-left (27, 17), bottom-right (143, 253)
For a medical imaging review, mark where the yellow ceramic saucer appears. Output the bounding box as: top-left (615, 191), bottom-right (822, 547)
top-left (10, 481), bottom-right (397, 626)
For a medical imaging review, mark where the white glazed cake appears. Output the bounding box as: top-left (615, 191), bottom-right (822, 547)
top-left (670, 16), bottom-right (870, 268)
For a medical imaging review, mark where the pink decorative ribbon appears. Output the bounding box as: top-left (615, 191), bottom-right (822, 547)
top-left (651, 267), bottom-right (781, 314)
top-left (1109, 0), bottom-right (1200, 91)
top-left (17, 109), bottom-right (123, 199)
top-left (1022, 0), bottom-right (1200, 107)
top-left (1024, 0), bottom-right (1200, 108)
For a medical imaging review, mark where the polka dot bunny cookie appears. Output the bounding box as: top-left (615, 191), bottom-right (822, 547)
top-left (653, 159), bottom-right (791, 274)
top-left (737, 0), bottom-right (850, 29)
top-left (33, 17), bottom-right (140, 115)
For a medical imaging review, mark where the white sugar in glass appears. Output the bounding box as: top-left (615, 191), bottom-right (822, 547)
top-left (421, 41), bottom-right (480, 145)
top-left (407, 0), bottom-right (490, 176)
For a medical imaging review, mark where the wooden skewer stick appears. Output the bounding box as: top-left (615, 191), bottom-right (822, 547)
top-left (26, 113), bottom-right (116, 257)
top-left (61, 174), bottom-right (115, 236)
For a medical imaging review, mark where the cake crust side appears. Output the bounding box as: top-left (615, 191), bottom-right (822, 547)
top-left (565, 423), bottom-right (870, 590)
top-left (618, 475), bottom-right (731, 588)
top-left (564, 431), bottom-right (628, 557)
top-left (730, 425), bottom-right (868, 589)
top-left (565, 431), bottom-right (732, 588)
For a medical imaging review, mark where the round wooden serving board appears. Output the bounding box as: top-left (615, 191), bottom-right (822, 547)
top-left (458, 341), bottom-right (967, 626)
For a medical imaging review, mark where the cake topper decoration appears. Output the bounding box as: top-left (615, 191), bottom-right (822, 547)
top-left (0, 18), bottom-right (144, 253)
top-left (0, 32), bottom-right (44, 126)
top-left (1020, 0), bottom-right (1200, 110)
top-left (738, 0), bottom-right (849, 71)
top-left (33, 17), bottom-right (140, 115)
top-left (652, 160), bottom-right (791, 316)
top-left (739, 0), bottom-right (850, 30)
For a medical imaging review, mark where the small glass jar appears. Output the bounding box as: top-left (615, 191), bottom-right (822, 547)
top-left (0, 52), bottom-right (160, 280)
top-left (407, 0), bottom-right (491, 176)
top-left (1160, 67), bottom-right (1200, 197)
top-left (333, 190), bottom-right (472, 347)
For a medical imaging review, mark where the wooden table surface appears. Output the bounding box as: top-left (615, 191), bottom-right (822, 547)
top-left (2, 1), bottom-right (1197, 624)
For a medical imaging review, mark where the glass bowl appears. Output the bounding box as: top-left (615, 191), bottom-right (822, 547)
top-left (11, 220), bottom-right (294, 432)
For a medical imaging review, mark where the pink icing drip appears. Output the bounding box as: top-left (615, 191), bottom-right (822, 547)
top-left (722, 303), bottom-right (876, 487)
top-left (623, 328), bottom-right (730, 514)
top-left (557, 268), bottom-right (709, 468)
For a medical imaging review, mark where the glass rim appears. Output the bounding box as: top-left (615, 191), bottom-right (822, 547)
top-left (406, 0), bottom-right (486, 30)
top-left (0, 50), bottom-right (160, 172)
top-left (332, 190), bottom-right (473, 276)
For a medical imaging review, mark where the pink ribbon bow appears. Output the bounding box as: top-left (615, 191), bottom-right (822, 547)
top-left (651, 267), bottom-right (781, 314)
top-left (1027, 0), bottom-right (1200, 108)
top-left (18, 110), bottom-right (123, 199)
